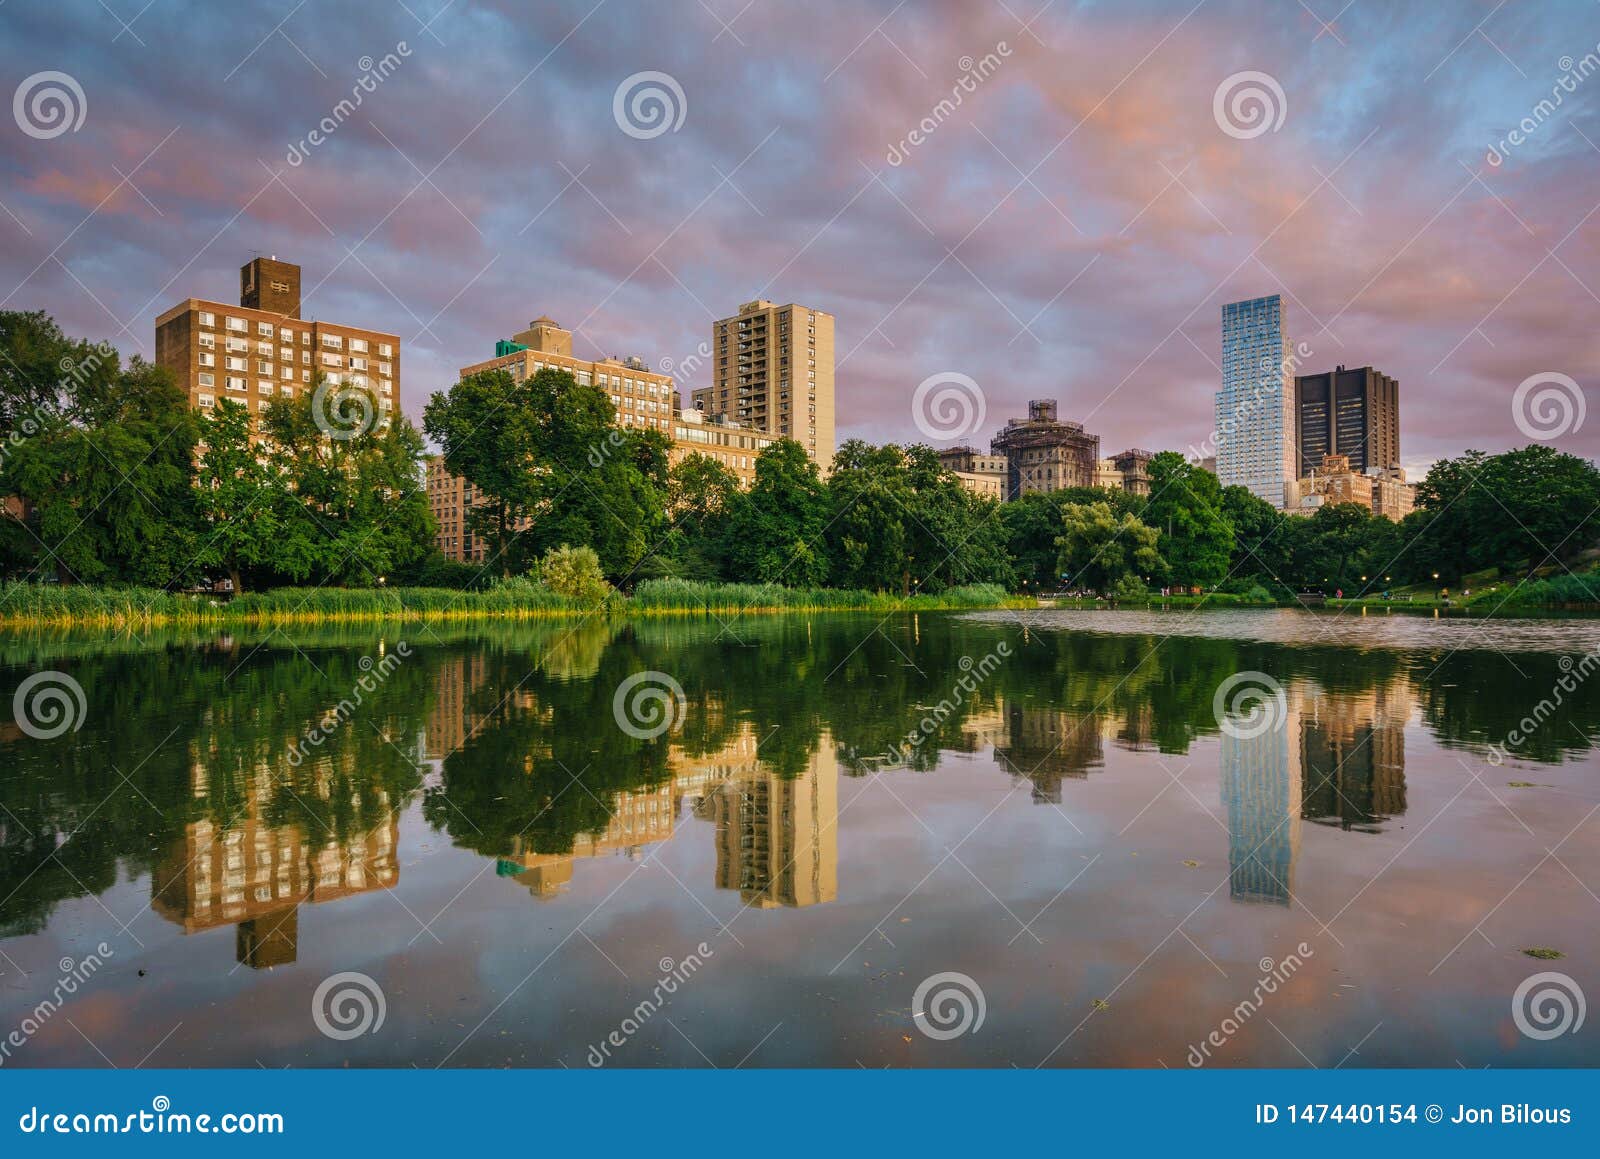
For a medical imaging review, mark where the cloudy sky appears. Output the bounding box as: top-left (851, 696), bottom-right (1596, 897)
top-left (2, 0), bottom-right (1596, 474)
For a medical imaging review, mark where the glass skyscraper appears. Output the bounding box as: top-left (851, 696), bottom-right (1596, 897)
top-left (1215, 295), bottom-right (1296, 509)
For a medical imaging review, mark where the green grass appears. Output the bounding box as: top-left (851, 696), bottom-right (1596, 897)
top-left (0, 579), bottom-right (1023, 629)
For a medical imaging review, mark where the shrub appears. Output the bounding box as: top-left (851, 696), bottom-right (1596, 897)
top-left (533, 545), bottom-right (613, 605)
top-left (1108, 575), bottom-right (1150, 603)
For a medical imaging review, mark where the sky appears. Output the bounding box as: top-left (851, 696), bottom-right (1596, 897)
top-left (1, 0), bottom-right (1597, 477)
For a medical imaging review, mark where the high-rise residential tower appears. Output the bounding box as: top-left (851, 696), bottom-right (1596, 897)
top-left (1215, 295), bottom-right (1296, 509)
top-left (691, 299), bottom-right (835, 471)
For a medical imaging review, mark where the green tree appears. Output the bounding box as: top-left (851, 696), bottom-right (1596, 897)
top-left (422, 369), bottom-right (536, 575)
top-left (3, 356), bottom-right (199, 585)
top-left (193, 399), bottom-right (293, 593)
top-left (726, 439), bottom-right (829, 585)
top-left (1142, 452), bottom-right (1232, 589)
top-left (1055, 500), bottom-right (1163, 594)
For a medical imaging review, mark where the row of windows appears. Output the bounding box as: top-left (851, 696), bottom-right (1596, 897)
top-left (194, 310), bottom-right (393, 357)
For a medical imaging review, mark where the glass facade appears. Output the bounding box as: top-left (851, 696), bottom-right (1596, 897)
top-left (1215, 295), bottom-right (1296, 509)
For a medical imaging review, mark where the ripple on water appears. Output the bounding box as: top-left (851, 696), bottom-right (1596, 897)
top-left (963, 605), bottom-right (1600, 654)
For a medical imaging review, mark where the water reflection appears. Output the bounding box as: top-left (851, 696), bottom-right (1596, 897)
top-left (0, 612), bottom-right (1594, 965)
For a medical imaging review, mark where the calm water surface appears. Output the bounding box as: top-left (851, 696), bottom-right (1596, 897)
top-left (1, 610), bottom-right (1596, 1067)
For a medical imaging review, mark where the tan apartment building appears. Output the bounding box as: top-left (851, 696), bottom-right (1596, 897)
top-left (1291, 453), bottom-right (1415, 520)
top-left (937, 446), bottom-right (1007, 500)
top-left (691, 299), bottom-right (836, 471)
top-left (429, 316), bottom-right (780, 563)
top-left (1092, 448), bottom-right (1154, 495)
top-left (155, 257), bottom-right (398, 433)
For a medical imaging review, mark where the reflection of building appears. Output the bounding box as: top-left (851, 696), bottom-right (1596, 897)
top-left (151, 761), bottom-right (399, 967)
top-left (990, 399), bottom-right (1100, 498)
top-left (424, 652), bottom-right (490, 758)
top-left (995, 706), bottom-right (1104, 803)
top-left (497, 782), bottom-right (677, 899)
top-left (700, 736), bottom-right (839, 908)
top-left (1220, 695), bottom-right (1302, 906)
top-left (1299, 682), bottom-right (1409, 832)
top-left (155, 255), bottom-right (398, 435)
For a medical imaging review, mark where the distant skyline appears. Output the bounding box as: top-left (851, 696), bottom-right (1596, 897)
top-left (2, 0), bottom-right (1597, 478)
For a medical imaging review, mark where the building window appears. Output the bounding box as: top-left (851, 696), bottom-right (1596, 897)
top-left (197, 372), bottom-right (214, 387)
top-left (198, 311), bottom-right (215, 327)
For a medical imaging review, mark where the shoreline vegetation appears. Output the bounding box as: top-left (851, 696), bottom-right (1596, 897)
top-left (3, 575), bottom-right (1596, 632)
top-left (0, 580), bottom-right (1028, 630)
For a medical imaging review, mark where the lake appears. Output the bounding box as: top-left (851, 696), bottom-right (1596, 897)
top-left (1, 607), bottom-right (1596, 1068)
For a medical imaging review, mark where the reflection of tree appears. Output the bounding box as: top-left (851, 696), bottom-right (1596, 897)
top-left (1415, 650), bottom-right (1600, 765)
top-left (0, 639), bottom-right (427, 938)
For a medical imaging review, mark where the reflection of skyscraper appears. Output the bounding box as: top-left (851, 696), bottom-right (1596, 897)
top-left (995, 706), bottom-right (1103, 803)
top-left (1299, 682), bottom-right (1410, 832)
top-left (1220, 695), bottom-right (1302, 906)
top-left (424, 652), bottom-right (491, 760)
top-left (151, 762), bottom-right (399, 967)
top-left (703, 737), bottom-right (839, 908)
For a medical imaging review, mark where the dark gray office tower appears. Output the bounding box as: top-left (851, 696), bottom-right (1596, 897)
top-left (1294, 365), bottom-right (1399, 476)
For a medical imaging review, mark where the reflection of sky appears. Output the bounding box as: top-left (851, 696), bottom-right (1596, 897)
top-left (4, 1), bottom-right (1599, 471)
top-left (5, 715), bottom-right (1597, 1068)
